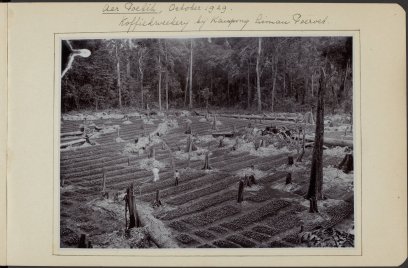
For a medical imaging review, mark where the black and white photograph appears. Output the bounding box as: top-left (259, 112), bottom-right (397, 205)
top-left (59, 36), bottom-right (354, 249)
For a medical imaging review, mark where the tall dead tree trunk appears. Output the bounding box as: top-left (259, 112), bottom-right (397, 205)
top-left (306, 71), bottom-right (326, 212)
top-left (125, 183), bottom-right (140, 229)
top-left (115, 44), bottom-right (122, 109)
top-left (256, 37), bottom-right (262, 112)
top-left (188, 39), bottom-right (193, 109)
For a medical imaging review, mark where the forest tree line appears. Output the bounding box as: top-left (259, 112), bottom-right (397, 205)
top-left (61, 36), bottom-right (352, 114)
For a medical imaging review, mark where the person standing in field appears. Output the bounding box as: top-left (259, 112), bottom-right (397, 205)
top-left (174, 169), bottom-right (180, 186)
top-left (152, 167), bottom-right (160, 182)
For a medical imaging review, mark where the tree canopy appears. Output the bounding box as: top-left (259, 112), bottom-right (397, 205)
top-left (61, 36), bottom-right (352, 114)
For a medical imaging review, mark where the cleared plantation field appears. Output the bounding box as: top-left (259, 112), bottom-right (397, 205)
top-left (60, 112), bottom-right (354, 248)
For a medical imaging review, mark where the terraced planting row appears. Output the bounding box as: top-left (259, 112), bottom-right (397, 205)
top-left (60, 112), bottom-right (354, 248)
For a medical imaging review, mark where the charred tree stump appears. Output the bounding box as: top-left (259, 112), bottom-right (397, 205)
top-left (185, 122), bottom-right (192, 134)
top-left (248, 175), bottom-right (256, 185)
top-left (288, 156), bottom-right (294, 165)
top-left (78, 234), bottom-right (87, 248)
top-left (202, 152), bottom-right (212, 170)
top-left (212, 116), bottom-right (217, 130)
top-left (309, 197), bottom-right (319, 213)
top-left (125, 184), bottom-right (140, 229)
top-left (153, 189), bottom-right (162, 207)
top-left (286, 173), bottom-right (292, 184)
top-left (237, 180), bottom-right (244, 203)
top-left (218, 138), bottom-right (225, 148)
top-left (338, 153), bottom-right (353, 173)
top-left (232, 138), bottom-right (239, 151)
top-left (102, 168), bottom-right (106, 196)
top-left (148, 147), bottom-right (155, 159)
top-left (128, 157), bottom-right (131, 166)
top-left (185, 135), bottom-right (197, 153)
top-left (296, 131), bottom-right (306, 162)
top-left (244, 175), bottom-right (250, 187)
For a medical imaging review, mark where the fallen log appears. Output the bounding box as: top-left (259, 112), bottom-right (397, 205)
top-left (216, 113), bottom-right (298, 122)
top-left (61, 131), bottom-right (83, 138)
top-left (212, 131), bottom-right (234, 138)
top-left (61, 135), bottom-right (84, 143)
top-left (60, 138), bottom-right (86, 149)
top-left (305, 136), bottom-right (353, 148)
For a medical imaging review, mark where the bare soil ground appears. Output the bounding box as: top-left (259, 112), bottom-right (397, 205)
top-left (60, 110), bottom-right (354, 248)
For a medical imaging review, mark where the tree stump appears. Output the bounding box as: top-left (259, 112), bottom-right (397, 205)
top-left (185, 135), bottom-right (197, 153)
top-left (243, 175), bottom-right (250, 187)
top-left (286, 173), bottom-right (292, 184)
top-left (237, 180), bottom-right (244, 203)
top-left (149, 147), bottom-right (155, 159)
top-left (248, 175), bottom-right (256, 185)
top-left (87, 241), bottom-right (93, 248)
top-left (232, 138), bottom-right (239, 151)
top-left (128, 157), bottom-right (131, 166)
top-left (338, 153), bottom-right (353, 173)
top-left (218, 138), bottom-right (224, 148)
top-left (202, 152), bottom-right (212, 170)
top-left (102, 168), bottom-right (106, 195)
top-left (153, 189), bottom-right (162, 207)
top-left (211, 117), bottom-right (217, 130)
top-left (288, 156), bottom-right (294, 166)
top-left (185, 122), bottom-right (192, 134)
top-left (125, 184), bottom-right (140, 229)
top-left (78, 234), bottom-right (87, 248)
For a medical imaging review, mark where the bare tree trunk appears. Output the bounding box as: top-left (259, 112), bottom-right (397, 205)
top-left (115, 44), bottom-right (122, 109)
top-left (227, 75), bottom-right (230, 106)
top-left (247, 61), bottom-right (251, 109)
top-left (189, 39), bottom-right (193, 109)
top-left (302, 76), bottom-right (307, 105)
top-left (307, 71), bottom-right (326, 208)
top-left (165, 42), bottom-right (169, 111)
top-left (311, 73), bottom-right (314, 97)
top-left (271, 56), bottom-right (278, 112)
top-left (158, 50), bottom-right (162, 111)
top-left (256, 37), bottom-right (262, 112)
top-left (184, 66), bottom-right (189, 107)
top-left (126, 58), bottom-right (130, 77)
top-left (283, 60), bottom-right (287, 96)
top-left (138, 53), bottom-right (144, 109)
